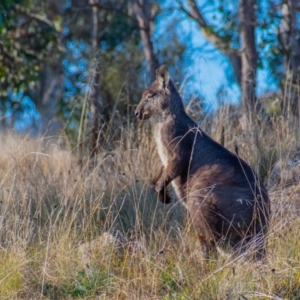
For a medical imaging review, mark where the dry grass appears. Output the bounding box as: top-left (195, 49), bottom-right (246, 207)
top-left (0, 109), bottom-right (300, 299)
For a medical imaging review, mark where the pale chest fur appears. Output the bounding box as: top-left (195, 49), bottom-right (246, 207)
top-left (154, 123), bottom-right (184, 201)
top-left (154, 123), bottom-right (168, 167)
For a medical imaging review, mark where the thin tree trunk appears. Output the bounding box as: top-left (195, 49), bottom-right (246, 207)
top-left (28, 0), bottom-right (64, 136)
top-left (239, 0), bottom-right (258, 113)
top-left (89, 0), bottom-right (102, 159)
top-left (37, 65), bottom-right (63, 135)
top-left (279, 0), bottom-right (300, 115)
top-left (132, 0), bottom-right (159, 81)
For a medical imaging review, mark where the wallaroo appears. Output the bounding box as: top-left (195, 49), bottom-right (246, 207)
top-left (135, 65), bottom-right (270, 259)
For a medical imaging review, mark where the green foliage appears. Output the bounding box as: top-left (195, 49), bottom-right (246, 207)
top-left (211, 0), bottom-right (240, 50)
top-left (42, 268), bottom-right (113, 299)
top-left (0, 0), bottom-right (61, 96)
top-left (72, 269), bottom-right (112, 297)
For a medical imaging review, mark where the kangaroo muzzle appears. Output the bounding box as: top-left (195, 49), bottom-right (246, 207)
top-left (135, 109), bottom-right (142, 119)
top-left (135, 108), bottom-right (150, 120)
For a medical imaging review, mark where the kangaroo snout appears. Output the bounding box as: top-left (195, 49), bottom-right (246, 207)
top-left (135, 109), bottom-right (141, 119)
top-left (135, 107), bottom-right (150, 120)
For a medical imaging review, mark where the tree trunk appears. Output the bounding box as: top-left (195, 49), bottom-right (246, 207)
top-left (30, 0), bottom-right (64, 136)
top-left (35, 63), bottom-right (63, 135)
top-left (132, 0), bottom-right (159, 81)
top-left (279, 0), bottom-right (300, 115)
top-left (239, 0), bottom-right (258, 113)
top-left (88, 0), bottom-right (102, 159)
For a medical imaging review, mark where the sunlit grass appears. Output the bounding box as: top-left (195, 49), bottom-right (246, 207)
top-left (0, 108), bottom-right (299, 299)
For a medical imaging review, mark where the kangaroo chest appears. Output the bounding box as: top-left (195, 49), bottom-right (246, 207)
top-left (154, 123), bottom-right (184, 201)
top-left (154, 123), bottom-right (168, 167)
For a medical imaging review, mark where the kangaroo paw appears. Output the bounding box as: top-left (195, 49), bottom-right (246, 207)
top-left (157, 187), bottom-right (172, 204)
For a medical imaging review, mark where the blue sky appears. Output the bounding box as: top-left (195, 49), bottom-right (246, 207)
top-left (156, 0), bottom-right (279, 110)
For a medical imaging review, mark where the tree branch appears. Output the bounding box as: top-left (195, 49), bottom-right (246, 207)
top-left (186, 0), bottom-right (207, 27)
top-left (181, 0), bottom-right (241, 85)
top-left (15, 5), bottom-right (55, 29)
top-left (185, 0), bottom-right (232, 53)
top-left (73, 1), bottom-right (130, 18)
top-left (131, 0), bottom-right (159, 81)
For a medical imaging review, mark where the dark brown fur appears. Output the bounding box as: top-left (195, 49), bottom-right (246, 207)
top-left (135, 65), bottom-right (270, 258)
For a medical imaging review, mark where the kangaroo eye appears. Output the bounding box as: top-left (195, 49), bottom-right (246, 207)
top-left (148, 93), bottom-right (157, 99)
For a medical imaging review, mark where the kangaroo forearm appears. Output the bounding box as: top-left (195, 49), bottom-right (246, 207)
top-left (155, 164), bottom-right (181, 191)
top-left (155, 178), bottom-right (172, 204)
top-left (163, 162), bottom-right (183, 182)
top-left (153, 165), bottom-right (175, 204)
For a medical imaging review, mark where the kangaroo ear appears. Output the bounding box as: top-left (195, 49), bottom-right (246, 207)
top-left (156, 65), bottom-right (169, 89)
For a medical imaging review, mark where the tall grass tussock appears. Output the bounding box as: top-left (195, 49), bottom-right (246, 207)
top-left (0, 101), bottom-right (300, 299)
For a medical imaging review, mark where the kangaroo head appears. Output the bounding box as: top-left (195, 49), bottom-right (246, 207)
top-left (135, 65), bottom-right (171, 120)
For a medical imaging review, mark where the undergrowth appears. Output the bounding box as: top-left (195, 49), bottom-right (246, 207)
top-left (0, 108), bottom-right (299, 299)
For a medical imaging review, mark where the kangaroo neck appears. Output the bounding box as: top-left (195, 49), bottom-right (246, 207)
top-left (162, 108), bottom-right (186, 121)
top-left (163, 106), bottom-right (198, 129)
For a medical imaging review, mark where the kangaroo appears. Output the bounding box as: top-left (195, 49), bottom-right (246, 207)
top-left (135, 65), bottom-right (270, 259)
